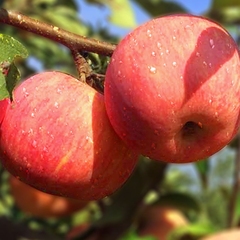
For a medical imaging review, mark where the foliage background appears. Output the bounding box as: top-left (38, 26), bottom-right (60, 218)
top-left (0, 0), bottom-right (240, 239)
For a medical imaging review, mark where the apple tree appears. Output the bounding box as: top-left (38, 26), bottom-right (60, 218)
top-left (0, 1), bottom-right (240, 240)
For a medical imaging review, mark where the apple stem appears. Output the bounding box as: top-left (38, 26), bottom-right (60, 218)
top-left (0, 8), bottom-right (116, 56)
top-left (71, 50), bottom-right (92, 83)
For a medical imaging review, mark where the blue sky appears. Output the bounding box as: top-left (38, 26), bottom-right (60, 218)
top-left (79, 0), bottom-right (212, 37)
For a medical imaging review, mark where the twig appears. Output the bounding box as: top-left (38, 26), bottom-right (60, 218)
top-left (0, 8), bottom-right (116, 56)
top-left (71, 50), bottom-right (92, 82)
top-left (227, 133), bottom-right (240, 228)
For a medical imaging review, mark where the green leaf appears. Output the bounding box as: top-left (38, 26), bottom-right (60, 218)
top-left (88, 0), bottom-right (137, 28)
top-left (168, 222), bottom-right (217, 240)
top-left (42, 6), bottom-right (88, 35)
top-left (132, 0), bottom-right (186, 17)
top-left (195, 159), bottom-right (209, 176)
top-left (153, 192), bottom-right (200, 213)
top-left (211, 0), bottom-right (240, 9)
top-left (0, 34), bottom-right (28, 100)
top-left (208, 0), bottom-right (240, 23)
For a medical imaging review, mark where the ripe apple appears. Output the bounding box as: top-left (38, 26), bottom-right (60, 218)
top-left (137, 205), bottom-right (188, 240)
top-left (201, 229), bottom-right (240, 240)
top-left (0, 71), bottom-right (138, 200)
top-left (66, 223), bottom-right (98, 240)
top-left (104, 14), bottom-right (240, 163)
top-left (9, 175), bottom-right (87, 218)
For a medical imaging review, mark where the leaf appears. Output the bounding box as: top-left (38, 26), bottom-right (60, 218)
top-left (107, 0), bottom-right (136, 28)
top-left (0, 34), bottom-right (28, 100)
top-left (153, 192), bottom-right (200, 213)
top-left (42, 6), bottom-right (88, 35)
top-left (132, 0), bottom-right (186, 17)
top-left (88, 0), bottom-right (137, 28)
top-left (211, 0), bottom-right (240, 9)
top-left (168, 222), bottom-right (217, 240)
top-left (208, 0), bottom-right (240, 23)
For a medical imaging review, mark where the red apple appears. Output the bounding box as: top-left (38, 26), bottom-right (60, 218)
top-left (137, 206), bottom-right (188, 240)
top-left (9, 175), bottom-right (87, 218)
top-left (0, 71), bottom-right (138, 200)
top-left (66, 223), bottom-right (98, 240)
top-left (104, 14), bottom-right (240, 163)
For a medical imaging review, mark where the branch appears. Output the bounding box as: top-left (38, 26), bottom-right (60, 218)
top-left (0, 8), bottom-right (116, 56)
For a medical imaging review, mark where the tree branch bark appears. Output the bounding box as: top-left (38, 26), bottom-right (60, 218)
top-left (0, 8), bottom-right (116, 56)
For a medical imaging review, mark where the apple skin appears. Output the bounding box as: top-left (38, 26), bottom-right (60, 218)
top-left (104, 14), bottom-right (240, 163)
top-left (137, 206), bottom-right (188, 240)
top-left (0, 71), bottom-right (138, 200)
top-left (9, 175), bottom-right (87, 218)
top-left (66, 223), bottom-right (98, 240)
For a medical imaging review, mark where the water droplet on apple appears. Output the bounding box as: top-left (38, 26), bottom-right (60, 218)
top-left (118, 70), bottom-right (121, 76)
top-left (148, 66), bottom-right (157, 74)
top-left (31, 112), bottom-right (35, 117)
top-left (180, 76), bottom-right (183, 80)
top-left (151, 51), bottom-right (156, 57)
top-left (147, 29), bottom-right (152, 37)
top-left (86, 136), bottom-right (93, 143)
top-left (157, 42), bottom-right (162, 48)
top-left (166, 49), bottom-right (170, 54)
top-left (151, 143), bottom-right (156, 150)
top-left (209, 39), bottom-right (215, 49)
top-left (172, 36), bottom-right (176, 40)
top-left (43, 146), bottom-right (48, 153)
top-left (32, 140), bottom-right (37, 148)
top-left (184, 25), bottom-right (191, 29)
top-left (54, 101), bottom-right (59, 108)
top-left (57, 88), bottom-right (62, 94)
top-left (203, 61), bottom-right (207, 66)
top-left (172, 61), bottom-right (177, 67)
top-left (196, 52), bottom-right (200, 57)
top-left (28, 128), bottom-right (33, 135)
top-left (163, 63), bottom-right (167, 67)
top-left (209, 99), bottom-right (212, 104)
top-left (22, 87), bottom-right (29, 97)
top-left (208, 63), bottom-right (212, 68)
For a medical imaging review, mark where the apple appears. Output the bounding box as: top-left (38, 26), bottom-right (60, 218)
top-left (66, 223), bottom-right (98, 240)
top-left (9, 175), bottom-right (87, 218)
top-left (0, 71), bottom-right (138, 200)
top-left (137, 205), bottom-right (188, 240)
top-left (201, 229), bottom-right (240, 240)
top-left (104, 14), bottom-right (240, 163)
